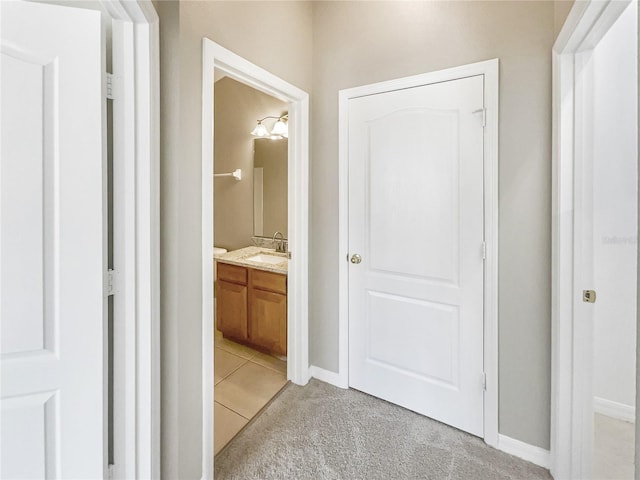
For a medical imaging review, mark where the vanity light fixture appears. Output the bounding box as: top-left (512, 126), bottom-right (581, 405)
top-left (250, 114), bottom-right (288, 139)
top-left (270, 117), bottom-right (288, 138)
top-left (250, 122), bottom-right (269, 138)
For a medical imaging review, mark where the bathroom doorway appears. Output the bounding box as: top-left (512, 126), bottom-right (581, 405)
top-left (201, 39), bottom-right (310, 477)
top-left (212, 74), bottom-right (290, 455)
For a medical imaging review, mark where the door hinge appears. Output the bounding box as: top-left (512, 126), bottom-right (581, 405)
top-left (583, 289), bottom-right (596, 303)
top-left (482, 372), bottom-right (487, 391)
top-left (105, 72), bottom-right (115, 100)
top-left (482, 242), bottom-right (487, 260)
top-left (473, 108), bottom-right (486, 128)
top-left (107, 269), bottom-right (118, 296)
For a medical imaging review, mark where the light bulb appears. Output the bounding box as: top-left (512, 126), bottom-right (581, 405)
top-left (251, 121), bottom-right (269, 137)
top-left (271, 118), bottom-right (288, 137)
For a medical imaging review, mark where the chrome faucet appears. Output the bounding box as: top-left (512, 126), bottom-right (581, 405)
top-left (272, 231), bottom-right (286, 253)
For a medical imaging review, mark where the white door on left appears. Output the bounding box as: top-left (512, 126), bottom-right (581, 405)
top-left (1, 2), bottom-right (106, 478)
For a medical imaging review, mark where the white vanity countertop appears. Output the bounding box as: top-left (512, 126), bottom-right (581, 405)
top-left (214, 246), bottom-right (288, 275)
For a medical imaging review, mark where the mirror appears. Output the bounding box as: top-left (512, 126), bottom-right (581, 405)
top-left (253, 138), bottom-right (288, 238)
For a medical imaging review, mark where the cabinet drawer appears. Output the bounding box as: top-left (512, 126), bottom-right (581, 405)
top-left (217, 262), bottom-right (247, 285)
top-left (250, 269), bottom-right (286, 294)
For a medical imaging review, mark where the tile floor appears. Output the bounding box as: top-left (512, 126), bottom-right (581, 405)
top-left (594, 413), bottom-right (635, 479)
top-left (214, 331), bottom-right (288, 455)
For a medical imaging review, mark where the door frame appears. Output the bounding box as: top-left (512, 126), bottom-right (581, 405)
top-left (201, 39), bottom-right (310, 479)
top-left (551, 1), bottom-right (634, 478)
top-left (25, 1), bottom-right (161, 476)
top-left (337, 59), bottom-right (499, 447)
top-left (99, 1), bottom-right (161, 478)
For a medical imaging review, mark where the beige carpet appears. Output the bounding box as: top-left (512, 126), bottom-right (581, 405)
top-left (214, 379), bottom-right (552, 479)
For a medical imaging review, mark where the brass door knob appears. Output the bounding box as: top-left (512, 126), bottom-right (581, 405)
top-left (350, 254), bottom-right (362, 264)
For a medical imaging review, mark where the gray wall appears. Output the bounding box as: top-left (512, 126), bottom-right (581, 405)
top-left (214, 77), bottom-right (287, 251)
top-left (309, 1), bottom-right (555, 449)
top-left (156, 2), bottom-right (313, 478)
top-left (155, 1), bottom-right (181, 477)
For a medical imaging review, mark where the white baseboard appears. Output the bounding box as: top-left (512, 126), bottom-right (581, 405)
top-left (309, 365), bottom-right (348, 389)
top-left (497, 434), bottom-right (550, 469)
top-left (594, 397), bottom-right (636, 423)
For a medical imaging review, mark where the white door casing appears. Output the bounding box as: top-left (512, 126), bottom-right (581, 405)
top-left (201, 39), bottom-right (310, 479)
top-left (100, 2), bottom-right (161, 477)
top-left (1, 2), bottom-right (106, 478)
top-left (347, 75), bottom-right (485, 436)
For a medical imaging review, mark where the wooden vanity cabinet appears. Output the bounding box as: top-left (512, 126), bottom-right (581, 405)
top-left (216, 261), bottom-right (287, 355)
top-left (216, 263), bottom-right (248, 342)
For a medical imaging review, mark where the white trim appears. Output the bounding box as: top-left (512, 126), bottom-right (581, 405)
top-left (497, 434), bottom-right (551, 469)
top-left (337, 89), bottom-right (351, 391)
top-left (99, 1), bottom-right (160, 478)
top-left (594, 397), bottom-right (636, 423)
top-left (109, 16), bottom-right (137, 480)
top-left (337, 59), bottom-right (500, 447)
top-left (309, 366), bottom-right (346, 388)
top-left (201, 39), bottom-right (310, 480)
top-left (482, 60), bottom-right (500, 449)
top-left (550, 48), bottom-right (576, 480)
top-left (551, 1), bottom-right (633, 479)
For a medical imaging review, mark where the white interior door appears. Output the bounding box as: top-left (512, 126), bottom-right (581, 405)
top-left (1, 2), bottom-right (106, 478)
top-left (348, 75), bottom-right (485, 436)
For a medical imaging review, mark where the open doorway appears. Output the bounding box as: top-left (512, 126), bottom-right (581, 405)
top-left (590, 1), bottom-right (638, 477)
top-left (551, 0), bottom-right (638, 477)
top-left (201, 39), bottom-right (310, 477)
top-left (212, 74), bottom-right (290, 455)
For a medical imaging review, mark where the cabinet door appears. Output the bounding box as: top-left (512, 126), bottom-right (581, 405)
top-left (217, 280), bottom-right (248, 341)
top-left (249, 289), bottom-right (287, 355)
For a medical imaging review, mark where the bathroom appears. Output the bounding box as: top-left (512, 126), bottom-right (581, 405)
top-left (212, 72), bottom-right (291, 455)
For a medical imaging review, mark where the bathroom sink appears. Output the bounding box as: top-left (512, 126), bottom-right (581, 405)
top-left (247, 254), bottom-right (287, 265)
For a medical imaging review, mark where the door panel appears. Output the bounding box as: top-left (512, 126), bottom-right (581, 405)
top-left (348, 75), bottom-right (485, 436)
top-left (368, 108), bottom-right (460, 283)
top-left (1, 2), bottom-right (105, 478)
top-left (1, 392), bottom-right (57, 479)
top-left (1, 50), bottom-right (54, 356)
top-left (366, 291), bottom-right (459, 386)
